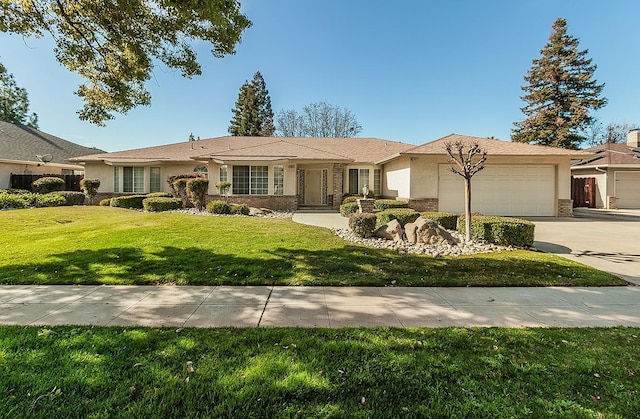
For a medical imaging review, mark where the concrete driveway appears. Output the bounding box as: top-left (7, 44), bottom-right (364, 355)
top-left (532, 216), bottom-right (640, 285)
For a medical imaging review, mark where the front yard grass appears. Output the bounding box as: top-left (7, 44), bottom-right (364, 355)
top-left (0, 206), bottom-right (626, 286)
top-left (1, 326), bottom-right (638, 417)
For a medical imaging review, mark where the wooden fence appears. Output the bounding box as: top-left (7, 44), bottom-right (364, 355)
top-left (10, 174), bottom-right (84, 192)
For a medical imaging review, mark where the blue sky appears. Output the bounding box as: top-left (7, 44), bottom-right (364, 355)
top-left (2, 0), bottom-right (640, 152)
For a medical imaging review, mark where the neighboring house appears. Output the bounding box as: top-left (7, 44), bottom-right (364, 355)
top-left (0, 121), bottom-right (104, 189)
top-left (572, 130), bottom-right (640, 209)
top-left (71, 134), bottom-right (590, 216)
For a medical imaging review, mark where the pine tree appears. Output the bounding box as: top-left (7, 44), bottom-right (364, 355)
top-left (512, 18), bottom-right (607, 149)
top-left (228, 71), bottom-right (274, 136)
top-left (0, 61), bottom-right (39, 129)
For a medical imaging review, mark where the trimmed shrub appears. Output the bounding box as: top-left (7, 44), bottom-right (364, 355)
top-left (348, 213), bottom-right (377, 238)
top-left (143, 197), bottom-right (183, 212)
top-left (0, 192), bottom-right (29, 209)
top-left (231, 203), bottom-right (250, 215)
top-left (340, 202), bottom-right (360, 217)
top-left (457, 215), bottom-right (535, 247)
top-left (420, 212), bottom-right (458, 230)
top-left (374, 199), bottom-right (408, 211)
top-left (2, 189), bottom-right (30, 194)
top-left (187, 177), bottom-right (209, 211)
top-left (80, 178), bottom-right (100, 204)
top-left (55, 191), bottom-right (86, 206)
top-left (168, 174), bottom-right (201, 207)
top-left (32, 176), bottom-right (65, 194)
top-left (215, 181), bottom-right (231, 196)
top-left (35, 193), bottom-right (67, 207)
top-left (146, 192), bottom-right (173, 198)
top-left (341, 195), bottom-right (361, 204)
top-left (99, 198), bottom-right (112, 206)
top-left (206, 199), bottom-right (231, 214)
top-left (376, 208), bottom-right (420, 227)
top-left (110, 195), bottom-right (146, 209)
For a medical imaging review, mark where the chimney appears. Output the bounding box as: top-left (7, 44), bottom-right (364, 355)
top-left (627, 129), bottom-right (640, 147)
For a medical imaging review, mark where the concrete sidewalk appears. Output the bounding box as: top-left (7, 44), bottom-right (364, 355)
top-left (1, 285), bottom-right (638, 328)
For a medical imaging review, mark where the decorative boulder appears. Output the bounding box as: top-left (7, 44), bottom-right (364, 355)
top-left (374, 219), bottom-right (404, 242)
top-left (405, 217), bottom-right (458, 245)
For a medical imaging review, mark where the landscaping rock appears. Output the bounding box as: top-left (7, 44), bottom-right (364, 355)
top-left (405, 217), bottom-right (458, 245)
top-left (374, 219), bottom-right (404, 242)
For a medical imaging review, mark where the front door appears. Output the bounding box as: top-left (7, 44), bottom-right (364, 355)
top-left (305, 169), bottom-right (322, 205)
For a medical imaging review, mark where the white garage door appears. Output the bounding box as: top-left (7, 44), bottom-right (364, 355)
top-left (438, 165), bottom-right (556, 216)
top-left (615, 171), bottom-right (640, 208)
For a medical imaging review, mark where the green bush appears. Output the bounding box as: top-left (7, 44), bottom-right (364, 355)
top-left (187, 178), bottom-right (209, 211)
top-left (457, 215), bottom-right (535, 247)
top-left (376, 208), bottom-right (420, 227)
top-left (80, 178), bottom-right (100, 204)
top-left (420, 212), bottom-right (458, 230)
top-left (99, 198), bottom-right (112, 206)
top-left (341, 195), bottom-right (361, 204)
top-left (206, 200), bottom-right (231, 214)
top-left (110, 195), bottom-right (147, 209)
top-left (348, 213), bottom-right (377, 238)
top-left (0, 192), bottom-right (29, 209)
top-left (55, 191), bottom-right (86, 206)
top-left (35, 193), bottom-right (67, 207)
top-left (231, 203), bottom-right (250, 215)
top-left (340, 202), bottom-right (360, 217)
top-left (143, 197), bottom-right (183, 212)
top-left (146, 192), bottom-right (173, 198)
top-left (374, 199), bottom-right (408, 211)
top-left (31, 176), bottom-right (65, 194)
top-left (2, 189), bottom-right (30, 194)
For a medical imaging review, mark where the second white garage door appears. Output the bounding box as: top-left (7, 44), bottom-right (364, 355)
top-left (438, 165), bottom-right (556, 216)
top-left (615, 171), bottom-right (640, 209)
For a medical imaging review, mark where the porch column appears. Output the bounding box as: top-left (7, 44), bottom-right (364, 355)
top-left (332, 163), bottom-right (345, 210)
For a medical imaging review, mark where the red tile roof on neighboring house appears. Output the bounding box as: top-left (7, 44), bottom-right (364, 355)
top-left (71, 136), bottom-right (414, 164)
top-left (572, 142), bottom-right (640, 167)
top-left (376, 133), bottom-right (593, 164)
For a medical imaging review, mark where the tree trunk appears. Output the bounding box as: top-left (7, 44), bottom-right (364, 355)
top-left (465, 177), bottom-right (472, 242)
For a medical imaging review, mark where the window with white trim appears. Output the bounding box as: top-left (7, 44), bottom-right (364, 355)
top-left (193, 165), bottom-right (208, 178)
top-left (219, 165), bottom-right (228, 182)
top-left (232, 165), bottom-right (268, 195)
top-left (122, 167), bottom-right (144, 193)
top-left (373, 169), bottom-right (381, 196)
top-left (348, 168), bottom-right (370, 195)
top-left (273, 165), bottom-right (284, 195)
top-left (149, 167), bottom-right (161, 193)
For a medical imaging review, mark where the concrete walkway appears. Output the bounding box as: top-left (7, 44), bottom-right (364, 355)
top-left (1, 285), bottom-right (639, 328)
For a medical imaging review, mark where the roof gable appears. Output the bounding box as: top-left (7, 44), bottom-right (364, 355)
top-left (573, 143), bottom-right (640, 166)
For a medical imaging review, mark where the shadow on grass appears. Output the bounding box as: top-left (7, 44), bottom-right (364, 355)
top-left (0, 245), bottom-right (626, 286)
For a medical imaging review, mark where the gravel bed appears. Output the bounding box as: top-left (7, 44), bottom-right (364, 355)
top-left (333, 228), bottom-right (517, 257)
top-left (169, 209), bottom-right (294, 218)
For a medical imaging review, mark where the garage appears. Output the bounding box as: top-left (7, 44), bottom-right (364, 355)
top-left (438, 165), bottom-right (556, 216)
top-left (615, 171), bottom-right (640, 208)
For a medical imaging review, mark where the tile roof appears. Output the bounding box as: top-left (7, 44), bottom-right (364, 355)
top-left (572, 142), bottom-right (640, 167)
top-left (0, 121), bottom-right (104, 165)
top-left (72, 136), bottom-right (414, 164)
top-left (383, 133), bottom-right (593, 162)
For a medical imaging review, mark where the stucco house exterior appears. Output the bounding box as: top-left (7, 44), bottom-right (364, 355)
top-left (0, 121), bottom-right (103, 189)
top-left (71, 134), bottom-right (590, 216)
top-left (571, 130), bottom-right (640, 209)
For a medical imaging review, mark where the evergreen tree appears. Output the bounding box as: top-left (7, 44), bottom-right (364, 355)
top-left (512, 18), bottom-right (607, 149)
top-left (0, 61), bottom-right (38, 128)
top-left (228, 71), bottom-right (274, 136)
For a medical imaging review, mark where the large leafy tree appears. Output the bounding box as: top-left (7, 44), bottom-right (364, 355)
top-left (0, 60), bottom-right (38, 128)
top-left (512, 18), bottom-right (607, 149)
top-left (275, 101), bottom-right (362, 137)
top-left (228, 71), bottom-right (274, 136)
top-left (0, 1), bottom-right (251, 126)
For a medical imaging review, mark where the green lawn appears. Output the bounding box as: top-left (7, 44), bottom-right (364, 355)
top-left (0, 206), bottom-right (626, 286)
top-left (1, 326), bottom-right (638, 417)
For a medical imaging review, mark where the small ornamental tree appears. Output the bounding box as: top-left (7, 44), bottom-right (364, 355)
top-left (80, 178), bottom-right (100, 205)
top-left (187, 177), bottom-right (209, 211)
top-left (444, 141), bottom-right (487, 241)
top-left (215, 181), bottom-right (231, 202)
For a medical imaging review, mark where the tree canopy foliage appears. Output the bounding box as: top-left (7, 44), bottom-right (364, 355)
top-left (275, 101), bottom-right (362, 137)
top-left (585, 120), bottom-right (637, 147)
top-left (0, 1), bottom-right (251, 126)
top-left (512, 18), bottom-right (607, 149)
top-left (228, 71), bottom-right (274, 136)
top-left (0, 60), bottom-right (38, 128)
